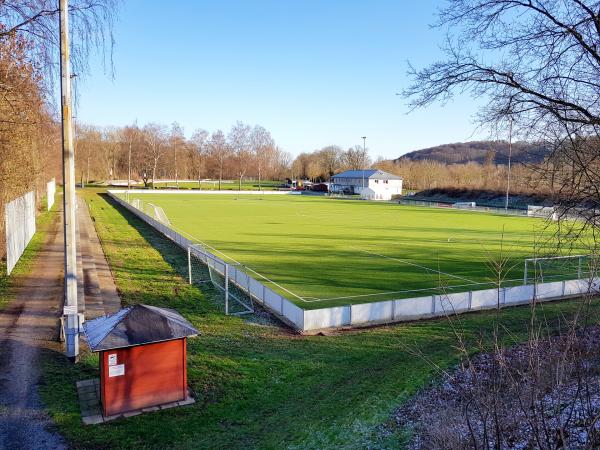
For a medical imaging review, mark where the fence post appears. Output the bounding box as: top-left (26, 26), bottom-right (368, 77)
top-left (524, 260), bottom-right (528, 285)
top-left (578, 256), bottom-right (582, 279)
top-left (225, 263), bottom-right (229, 315)
top-left (188, 247), bottom-right (192, 285)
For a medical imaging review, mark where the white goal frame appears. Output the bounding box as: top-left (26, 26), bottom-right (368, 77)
top-left (187, 244), bottom-right (254, 316)
top-left (523, 254), bottom-right (587, 284)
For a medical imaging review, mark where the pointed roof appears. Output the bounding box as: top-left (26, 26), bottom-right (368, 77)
top-left (82, 304), bottom-right (199, 352)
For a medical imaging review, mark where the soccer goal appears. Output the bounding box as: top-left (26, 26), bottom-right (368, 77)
top-left (527, 205), bottom-right (558, 221)
top-left (131, 198), bottom-right (142, 211)
top-left (523, 254), bottom-right (590, 284)
top-left (142, 202), bottom-right (171, 226)
top-left (187, 244), bottom-right (254, 315)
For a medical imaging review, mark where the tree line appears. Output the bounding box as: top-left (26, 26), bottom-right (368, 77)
top-left (75, 125), bottom-right (378, 187)
top-left (77, 119), bottom-right (565, 197)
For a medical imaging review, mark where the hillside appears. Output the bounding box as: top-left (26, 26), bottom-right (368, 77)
top-left (396, 141), bottom-right (549, 165)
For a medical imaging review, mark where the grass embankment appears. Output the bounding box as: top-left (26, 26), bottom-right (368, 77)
top-left (40, 188), bottom-right (600, 449)
top-left (0, 197), bottom-right (60, 311)
top-left (122, 192), bottom-right (580, 308)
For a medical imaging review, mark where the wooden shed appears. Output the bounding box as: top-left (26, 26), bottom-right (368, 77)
top-left (82, 304), bottom-right (198, 417)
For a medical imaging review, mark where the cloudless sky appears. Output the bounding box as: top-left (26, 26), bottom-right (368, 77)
top-left (76, 0), bottom-right (489, 159)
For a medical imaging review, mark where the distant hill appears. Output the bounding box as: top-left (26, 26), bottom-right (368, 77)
top-left (396, 141), bottom-right (550, 165)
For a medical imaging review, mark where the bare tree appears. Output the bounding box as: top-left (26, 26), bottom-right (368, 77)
top-left (403, 0), bottom-right (600, 228)
top-left (343, 145), bottom-right (371, 170)
top-left (0, 0), bottom-right (118, 92)
top-left (190, 128), bottom-right (208, 187)
top-left (317, 145), bottom-right (343, 178)
top-left (250, 125), bottom-right (275, 191)
top-left (228, 121), bottom-right (252, 190)
top-left (169, 122), bottom-right (185, 188)
top-left (208, 130), bottom-right (230, 190)
top-left (142, 123), bottom-right (167, 188)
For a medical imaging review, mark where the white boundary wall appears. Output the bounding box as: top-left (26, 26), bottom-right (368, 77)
top-left (47, 178), bottom-right (56, 210)
top-left (107, 190), bottom-right (600, 332)
top-left (4, 191), bottom-right (36, 275)
top-left (120, 189), bottom-right (300, 196)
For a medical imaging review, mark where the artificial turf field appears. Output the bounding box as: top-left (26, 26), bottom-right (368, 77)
top-left (121, 192), bottom-right (581, 309)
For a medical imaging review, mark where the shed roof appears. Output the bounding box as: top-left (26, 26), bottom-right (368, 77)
top-left (82, 304), bottom-right (199, 352)
top-left (331, 169), bottom-right (402, 180)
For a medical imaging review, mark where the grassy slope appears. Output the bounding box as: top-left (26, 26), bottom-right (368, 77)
top-left (40, 189), bottom-right (600, 449)
top-left (123, 193), bottom-right (574, 308)
top-left (0, 198), bottom-right (59, 311)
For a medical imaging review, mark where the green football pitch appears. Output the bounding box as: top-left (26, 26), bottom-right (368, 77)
top-left (119, 193), bottom-right (586, 309)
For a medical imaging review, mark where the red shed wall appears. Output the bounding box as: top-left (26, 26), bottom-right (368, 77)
top-left (100, 338), bottom-right (187, 417)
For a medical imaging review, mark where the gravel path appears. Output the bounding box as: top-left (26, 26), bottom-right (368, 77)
top-left (0, 211), bottom-right (68, 449)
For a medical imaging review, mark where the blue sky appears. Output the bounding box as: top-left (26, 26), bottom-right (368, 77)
top-left (76, 0), bottom-right (487, 159)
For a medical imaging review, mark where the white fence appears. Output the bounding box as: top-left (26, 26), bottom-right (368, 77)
top-left (120, 189), bottom-right (300, 196)
top-left (4, 191), bottom-right (36, 274)
top-left (108, 190), bottom-right (599, 332)
top-left (47, 178), bottom-right (56, 211)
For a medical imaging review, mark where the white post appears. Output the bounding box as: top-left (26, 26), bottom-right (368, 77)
top-left (578, 256), bottom-right (582, 279)
top-left (524, 260), bottom-right (528, 285)
top-left (224, 264), bottom-right (229, 315)
top-left (188, 247), bottom-right (192, 284)
top-left (60, 0), bottom-right (79, 360)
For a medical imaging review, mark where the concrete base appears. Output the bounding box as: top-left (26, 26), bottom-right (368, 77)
top-left (76, 379), bottom-right (195, 425)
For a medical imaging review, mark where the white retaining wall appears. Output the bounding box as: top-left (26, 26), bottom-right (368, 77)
top-left (119, 189), bottom-right (301, 196)
top-left (107, 190), bottom-right (599, 333)
top-left (4, 191), bottom-right (36, 274)
top-left (47, 178), bottom-right (56, 210)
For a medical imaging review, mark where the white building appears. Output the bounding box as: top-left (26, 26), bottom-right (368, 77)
top-left (330, 169), bottom-right (403, 200)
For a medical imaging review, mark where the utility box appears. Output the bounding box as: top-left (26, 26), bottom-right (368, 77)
top-left (83, 304), bottom-right (198, 417)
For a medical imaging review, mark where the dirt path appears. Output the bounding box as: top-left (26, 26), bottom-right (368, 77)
top-left (0, 210), bottom-right (67, 449)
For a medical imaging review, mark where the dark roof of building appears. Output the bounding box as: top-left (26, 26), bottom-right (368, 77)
top-left (82, 304), bottom-right (199, 352)
top-left (331, 169), bottom-right (402, 180)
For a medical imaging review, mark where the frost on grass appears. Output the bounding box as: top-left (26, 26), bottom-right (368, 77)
top-left (389, 326), bottom-right (600, 449)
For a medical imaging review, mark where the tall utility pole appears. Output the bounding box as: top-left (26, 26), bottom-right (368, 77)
top-left (128, 139), bottom-right (132, 191)
top-left (361, 136), bottom-right (367, 192)
top-left (174, 146), bottom-right (179, 189)
top-left (504, 117), bottom-right (513, 212)
top-left (60, 0), bottom-right (79, 359)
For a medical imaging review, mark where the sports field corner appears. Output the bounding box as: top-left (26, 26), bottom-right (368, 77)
top-left (115, 190), bottom-right (592, 312)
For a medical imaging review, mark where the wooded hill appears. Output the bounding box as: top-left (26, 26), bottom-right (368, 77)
top-left (396, 141), bottom-right (549, 165)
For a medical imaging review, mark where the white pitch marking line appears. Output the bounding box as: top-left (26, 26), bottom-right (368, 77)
top-left (351, 246), bottom-right (479, 284)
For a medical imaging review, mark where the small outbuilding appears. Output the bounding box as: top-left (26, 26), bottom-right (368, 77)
top-left (360, 187), bottom-right (393, 201)
top-left (330, 169), bottom-right (402, 198)
top-left (83, 304), bottom-right (198, 417)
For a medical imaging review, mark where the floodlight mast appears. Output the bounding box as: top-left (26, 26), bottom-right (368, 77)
top-left (60, 0), bottom-right (79, 359)
top-left (505, 117), bottom-right (513, 212)
top-left (362, 136), bottom-right (367, 192)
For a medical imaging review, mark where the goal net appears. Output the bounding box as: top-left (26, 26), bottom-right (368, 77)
top-left (187, 245), bottom-right (254, 315)
top-left (523, 254), bottom-right (592, 284)
top-left (143, 202), bottom-right (171, 226)
top-left (527, 205), bottom-right (558, 221)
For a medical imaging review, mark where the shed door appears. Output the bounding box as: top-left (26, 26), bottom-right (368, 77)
top-left (101, 339), bottom-right (186, 416)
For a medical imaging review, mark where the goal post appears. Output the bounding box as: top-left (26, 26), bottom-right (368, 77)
top-left (527, 205), bottom-right (558, 221)
top-left (187, 244), bottom-right (253, 316)
top-left (523, 254), bottom-right (588, 284)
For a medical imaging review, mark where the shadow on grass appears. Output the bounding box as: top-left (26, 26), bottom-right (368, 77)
top-left (95, 193), bottom-right (282, 326)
